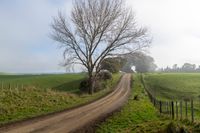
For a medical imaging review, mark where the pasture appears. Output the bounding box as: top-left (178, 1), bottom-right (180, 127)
top-left (143, 73), bottom-right (200, 121)
top-left (143, 73), bottom-right (200, 101)
top-left (0, 73), bottom-right (121, 125)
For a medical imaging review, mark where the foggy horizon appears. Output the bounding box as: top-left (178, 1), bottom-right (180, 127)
top-left (1, 0), bottom-right (200, 73)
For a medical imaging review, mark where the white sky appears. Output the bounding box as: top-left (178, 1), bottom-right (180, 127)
top-left (128, 0), bottom-right (200, 68)
top-left (0, 0), bottom-right (200, 73)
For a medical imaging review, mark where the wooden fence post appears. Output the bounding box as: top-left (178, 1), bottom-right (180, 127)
top-left (176, 101), bottom-right (178, 119)
top-left (1, 82), bottom-right (3, 90)
top-left (171, 101), bottom-right (174, 119)
top-left (159, 101), bottom-right (162, 113)
top-left (167, 102), bottom-right (169, 115)
top-left (185, 101), bottom-right (188, 119)
top-left (166, 102), bottom-right (168, 114)
top-left (191, 99), bottom-right (194, 123)
top-left (169, 102), bottom-right (171, 117)
top-left (9, 83), bottom-right (12, 92)
top-left (180, 101), bottom-right (182, 120)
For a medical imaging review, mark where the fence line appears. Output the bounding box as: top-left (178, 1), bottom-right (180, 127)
top-left (0, 82), bottom-right (25, 91)
top-left (141, 74), bottom-right (195, 123)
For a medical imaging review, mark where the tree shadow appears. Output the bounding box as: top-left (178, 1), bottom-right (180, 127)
top-left (52, 79), bottom-right (83, 94)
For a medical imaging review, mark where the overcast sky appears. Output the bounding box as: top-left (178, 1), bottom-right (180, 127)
top-left (0, 0), bottom-right (200, 73)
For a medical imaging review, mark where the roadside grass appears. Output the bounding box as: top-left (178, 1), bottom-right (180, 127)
top-left (96, 74), bottom-right (173, 133)
top-left (0, 73), bottom-right (121, 125)
top-left (97, 74), bottom-right (200, 133)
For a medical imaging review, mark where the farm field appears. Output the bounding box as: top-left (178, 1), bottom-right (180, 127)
top-left (0, 73), bottom-right (121, 125)
top-left (143, 73), bottom-right (200, 121)
top-left (143, 73), bottom-right (200, 101)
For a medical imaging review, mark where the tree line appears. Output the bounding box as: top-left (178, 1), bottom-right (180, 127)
top-left (159, 63), bottom-right (200, 73)
top-left (101, 52), bottom-right (157, 73)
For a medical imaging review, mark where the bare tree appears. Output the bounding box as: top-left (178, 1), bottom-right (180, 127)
top-left (51, 0), bottom-right (150, 94)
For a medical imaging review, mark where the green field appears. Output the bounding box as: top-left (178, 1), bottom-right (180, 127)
top-left (143, 73), bottom-right (200, 101)
top-left (143, 73), bottom-right (200, 121)
top-left (0, 73), bottom-right (121, 125)
top-left (97, 74), bottom-right (193, 133)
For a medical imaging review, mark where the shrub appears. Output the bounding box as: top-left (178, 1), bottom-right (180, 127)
top-left (98, 70), bottom-right (112, 81)
top-left (79, 79), bottom-right (89, 93)
top-left (79, 79), bottom-right (102, 93)
top-left (79, 71), bottom-right (112, 93)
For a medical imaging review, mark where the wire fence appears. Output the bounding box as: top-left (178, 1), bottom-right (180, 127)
top-left (141, 74), bottom-right (195, 123)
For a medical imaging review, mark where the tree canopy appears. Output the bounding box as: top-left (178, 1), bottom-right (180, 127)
top-left (121, 52), bottom-right (157, 73)
top-left (100, 57), bottom-right (126, 73)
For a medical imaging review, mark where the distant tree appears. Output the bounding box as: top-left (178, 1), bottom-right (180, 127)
top-left (161, 63), bottom-right (200, 73)
top-left (51, 0), bottom-right (150, 94)
top-left (196, 65), bottom-right (200, 72)
top-left (101, 57), bottom-right (126, 73)
top-left (121, 60), bottom-right (134, 73)
top-left (121, 52), bottom-right (157, 73)
top-left (164, 66), bottom-right (171, 72)
top-left (172, 64), bottom-right (178, 72)
top-left (182, 63), bottom-right (196, 72)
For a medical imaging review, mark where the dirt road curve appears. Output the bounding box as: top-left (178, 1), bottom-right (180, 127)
top-left (0, 74), bottom-right (131, 133)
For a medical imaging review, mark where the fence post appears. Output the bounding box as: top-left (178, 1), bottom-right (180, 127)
top-left (185, 101), bottom-right (188, 119)
top-left (9, 83), bottom-right (12, 93)
top-left (167, 102), bottom-right (169, 115)
top-left (171, 101), bottom-right (174, 119)
top-left (180, 101), bottom-right (182, 120)
top-left (1, 82), bottom-right (3, 89)
top-left (159, 101), bottom-right (162, 113)
top-left (153, 98), bottom-right (156, 107)
top-left (191, 99), bottom-right (194, 123)
top-left (169, 102), bottom-right (171, 117)
top-left (176, 101), bottom-right (178, 119)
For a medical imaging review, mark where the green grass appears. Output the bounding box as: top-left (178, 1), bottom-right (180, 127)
top-left (0, 74), bottom-right (84, 93)
top-left (97, 74), bottom-right (196, 132)
top-left (96, 74), bottom-right (172, 133)
top-left (0, 73), bottom-right (121, 125)
top-left (143, 73), bottom-right (200, 121)
top-left (143, 73), bottom-right (200, 101)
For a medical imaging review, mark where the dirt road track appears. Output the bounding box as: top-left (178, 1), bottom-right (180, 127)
top-left (0, 74), bottom-right (131, 133)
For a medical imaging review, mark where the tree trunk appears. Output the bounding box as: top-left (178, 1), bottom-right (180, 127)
top-left (88, 73), bottom-right (95, 94)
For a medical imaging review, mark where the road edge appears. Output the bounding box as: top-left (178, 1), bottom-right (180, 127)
top-left (71, 74), bottom-right (132, 133)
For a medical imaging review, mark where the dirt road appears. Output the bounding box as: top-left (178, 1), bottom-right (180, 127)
top-left (0, 74), bottom-right (131, 133)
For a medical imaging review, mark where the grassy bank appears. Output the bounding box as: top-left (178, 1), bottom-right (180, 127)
top-left (97, 74), bottom-right (172, 133)
top-left (97, 74), bottom-right (200, 132)
top-left (0, 73), bottom-right (121, 125)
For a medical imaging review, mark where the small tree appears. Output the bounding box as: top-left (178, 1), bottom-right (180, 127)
top-left (51, 0), bottom-right (150, 94)
top-left (101, 57), bottom-right (125, 73)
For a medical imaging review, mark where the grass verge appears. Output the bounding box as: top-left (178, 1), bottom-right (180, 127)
top-left (0, 73), bottom-right (121, 125)
top-left (96, 74), bottom-right (194, 133)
